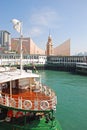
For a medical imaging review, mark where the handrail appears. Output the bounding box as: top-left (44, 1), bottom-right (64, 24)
top-left (0, 94), bottom-right (57, 111)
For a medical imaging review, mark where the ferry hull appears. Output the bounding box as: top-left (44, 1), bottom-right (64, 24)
top-left (0, 119), bottom-right (62, 130)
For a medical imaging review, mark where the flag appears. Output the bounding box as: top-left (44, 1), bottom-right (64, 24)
top-left (12, 19), bottom-right (21, 33)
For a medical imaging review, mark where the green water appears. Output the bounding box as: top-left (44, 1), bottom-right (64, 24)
top-left (39, 70), bottom-right (87, 130)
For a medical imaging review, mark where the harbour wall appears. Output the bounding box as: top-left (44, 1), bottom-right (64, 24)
top-left (23, 63), bottom-right (76, 72)
top-left (23, 64), bottom-right (87, 75)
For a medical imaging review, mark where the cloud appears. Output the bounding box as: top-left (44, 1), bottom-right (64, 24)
top-left (31, 8), bottom-right (60, 27)
top-left (29, 27), bottom-right (42, 37)
top-left (28, 8), bottom-right (61, 37)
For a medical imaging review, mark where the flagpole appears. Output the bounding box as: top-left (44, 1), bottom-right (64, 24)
top-left (20, 22), bottom-right (23, 74)
top-left (11, 19), bottom-right (23, 74)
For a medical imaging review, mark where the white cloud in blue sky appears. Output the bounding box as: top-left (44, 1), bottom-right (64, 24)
top-left (30, 8), bottom-right (60, 26)
top-left (0, 0), bottom-right (87, 55)
top-left (28, 8), bottom-right (61, 37)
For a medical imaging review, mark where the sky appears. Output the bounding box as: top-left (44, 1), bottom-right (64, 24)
top-left (0, 0), bottom-right (87, 55)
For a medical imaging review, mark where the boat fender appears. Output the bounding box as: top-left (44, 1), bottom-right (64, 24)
top-left (40, 100), bottom-right (49, 110)
top-left (23, 100), bottom-right (32, 110)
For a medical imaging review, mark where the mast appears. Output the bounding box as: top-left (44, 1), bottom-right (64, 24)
top-left (20, 22), bottom-right (23, 74)
top-left (11, 19), bottom-right (23, 74)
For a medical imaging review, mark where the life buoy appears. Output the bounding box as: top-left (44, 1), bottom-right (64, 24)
top-left (52, 96), bottom-right (57, 110)
top-left (52, 96), bottom-right (57, 105)
top-left (5, 117), bottom-right (11, 122)
top-left (52, 105), bottom-right (56, 111)
top-left (10, 98), bottom-right (16, 107)
top-left (42, 86), bottom-right (46, 95)
top-left (2, 83), bottom-right (7, 89)
top-left (40, 100), bottom-right (49, 110)
top-left (23, 100), bottom-right (32, 110)
top-left (15, 111), bottom-right (23, 118)
top-left (46, 89), bottom-right (51, 96)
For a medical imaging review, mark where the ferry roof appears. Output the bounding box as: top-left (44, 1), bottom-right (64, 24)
top-left (0, 69), bottom-right (39, 83)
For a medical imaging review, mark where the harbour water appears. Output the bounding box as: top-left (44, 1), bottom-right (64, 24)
top-left (39, 70), bottom-right (87, 130)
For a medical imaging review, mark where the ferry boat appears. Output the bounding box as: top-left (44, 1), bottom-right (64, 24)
top-left (0, 19), bottom-right (62, 130)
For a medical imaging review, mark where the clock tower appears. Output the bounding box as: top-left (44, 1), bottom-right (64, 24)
top-left (46, 34), bottom-right (53, 56)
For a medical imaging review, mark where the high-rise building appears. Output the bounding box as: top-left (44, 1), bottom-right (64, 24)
top-left (0, 30), bottom-right (11, 52)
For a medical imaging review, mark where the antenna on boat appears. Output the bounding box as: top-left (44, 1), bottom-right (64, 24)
top-left (11, 19), bottom-right (23, 74)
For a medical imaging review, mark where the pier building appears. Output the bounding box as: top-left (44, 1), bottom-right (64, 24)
top-left (0, 53), bottom-right (87, 74)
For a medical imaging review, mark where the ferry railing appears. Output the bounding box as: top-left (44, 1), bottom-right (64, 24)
top-left (0, 91), bottom-right (57, 111)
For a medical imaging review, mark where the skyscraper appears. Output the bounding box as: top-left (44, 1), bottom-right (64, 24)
top-left (0, 30), bottom-right (11, 52)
